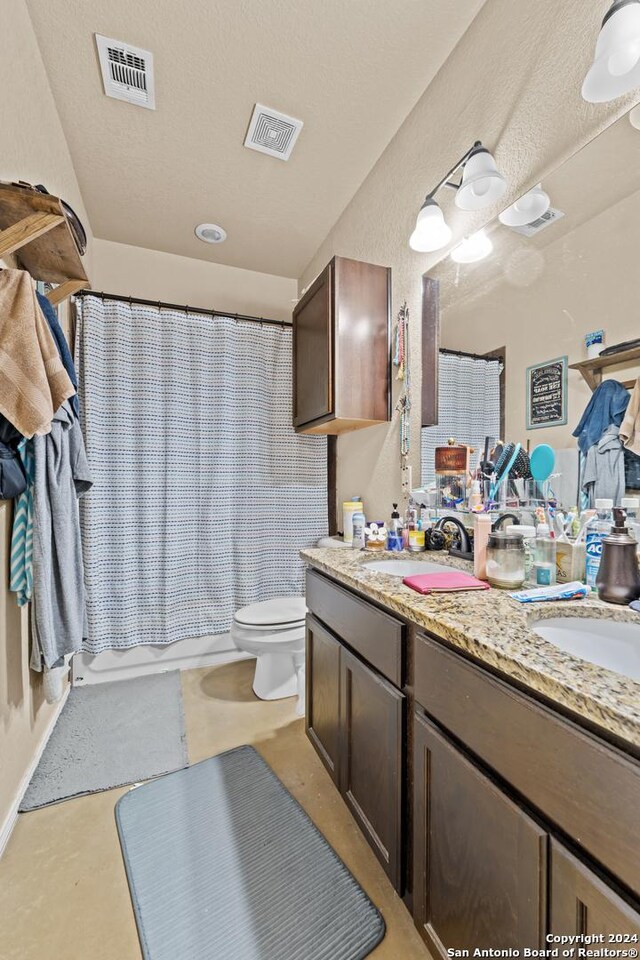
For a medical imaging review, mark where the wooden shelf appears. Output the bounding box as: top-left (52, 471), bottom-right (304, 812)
top-left (0, 182), bottom-right (89, 305)
top-left (569, 345), bottom-right (640, 391)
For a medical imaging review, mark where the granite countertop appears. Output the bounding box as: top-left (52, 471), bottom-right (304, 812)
top-left (300, 547), bottom-right (640, 750)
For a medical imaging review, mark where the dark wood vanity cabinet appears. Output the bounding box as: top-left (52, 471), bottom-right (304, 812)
top-left (303, 565), bottom-right (640, 949)
top-left (413, 630), bottom-right (640, 952)
top-left (413, 712), bottom-right (547, 957)
top-left (305, 615), bottom-right (341, 785)
top-left (305, 570), bottom-right (405, 891)
top-left (292, 256), bottom-right (391, 435)
top-left (340, 646), bottom-right (403, 890)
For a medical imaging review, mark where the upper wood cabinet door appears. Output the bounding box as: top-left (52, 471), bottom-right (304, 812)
top-left (305, 615), bottom-right (341, 785)
top-left (413, 712), bottom-right (548, 958)
top-left (292, 256), bottom-right (390, 435)
top-left (339, 645), bottom-right (404, 892)
top-left (550, 839), bottom-right (640, 938)
top-left (292, 264), bottom-right (333, 428)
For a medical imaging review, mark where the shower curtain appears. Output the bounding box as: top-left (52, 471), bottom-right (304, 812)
top-left (75, 295), bottom-right (327, 653)
top-left (421, 351), bottom-right (502, 485)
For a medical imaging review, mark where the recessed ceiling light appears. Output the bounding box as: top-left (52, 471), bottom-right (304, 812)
top-left (195, 223), bottom-right (227, 244)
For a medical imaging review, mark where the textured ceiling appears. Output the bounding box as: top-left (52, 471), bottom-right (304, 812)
top-left (25, 0), bottom-right (488, 278)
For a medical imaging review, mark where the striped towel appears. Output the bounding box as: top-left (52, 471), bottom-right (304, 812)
top-left (10, 438), bottom-right (35, 606)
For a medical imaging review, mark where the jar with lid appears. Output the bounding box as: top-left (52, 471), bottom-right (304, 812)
top-left (504, 524), bottom-right (536, 582)
top-left (486, 532), bottom-right (526, 589)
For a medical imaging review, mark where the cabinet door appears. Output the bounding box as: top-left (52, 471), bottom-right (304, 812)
top-left (292, 263), bottom-right (333, 427)
top-left (305, 615), bottom-right (341, 784)
top-left (413, 713), bottom-right (547, 958)
top-left (339, 646), bottom-right (404, 891)
top-left (550, 839), bottom-right (640, 937)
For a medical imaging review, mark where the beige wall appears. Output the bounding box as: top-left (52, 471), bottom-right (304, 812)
top-left (300, 0), bottom-right (634, 521)
top-left (440, 186), bottom-right (640, 448)
top-left (0, 0), bottom-right (93, 837)
top-left (91, 240), bottom-right (297, 324)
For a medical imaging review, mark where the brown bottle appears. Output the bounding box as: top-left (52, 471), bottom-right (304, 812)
top-left (596, 508), bottom-right (640, 605)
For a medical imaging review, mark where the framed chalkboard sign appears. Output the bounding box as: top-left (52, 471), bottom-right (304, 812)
top-left (526, 355), bottom-right (568, 429)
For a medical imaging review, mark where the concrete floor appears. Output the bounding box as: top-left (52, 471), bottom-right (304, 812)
top-left (0, 659), bottom-right (429, 960)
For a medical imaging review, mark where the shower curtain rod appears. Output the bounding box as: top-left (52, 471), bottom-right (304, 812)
top-left (74, 289), bottom-right (291, 328)
top-left (440, 347), bottom-right (503, 363)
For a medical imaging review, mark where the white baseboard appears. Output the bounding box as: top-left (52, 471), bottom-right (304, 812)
top-left (71, 633), bottom-right (251, 685)
top-left (0, 684), bottom-right (70, 859)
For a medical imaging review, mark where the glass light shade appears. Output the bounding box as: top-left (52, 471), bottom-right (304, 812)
top-left (455, 148), bottom-right (507, 211)
top-left (450, 229), bottom-right (493, 264)
top-left (409, 200), bottom-right (452, 252)
top-left (498, 184), bottom-right (550, 227)
top-left (582, 0), bottom-right (640, 103)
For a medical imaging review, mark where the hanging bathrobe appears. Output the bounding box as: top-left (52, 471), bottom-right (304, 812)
top-left (30, 402), bottom-right (92, 671)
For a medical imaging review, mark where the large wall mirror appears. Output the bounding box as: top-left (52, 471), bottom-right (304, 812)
top-left (419, 105), bottom-right (640, 515)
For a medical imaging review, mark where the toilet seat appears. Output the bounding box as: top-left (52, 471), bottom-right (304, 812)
top-left (233, 596), bottom-right (306, 628)
top-left (231, 622), bottom-right (305, 644)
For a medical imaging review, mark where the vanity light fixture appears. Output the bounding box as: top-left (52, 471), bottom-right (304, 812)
top-left (409, 199), bottom-right (453, 252)
top-left (195, 223), bottom-right (227, 244)
top-left (454, 146), bottom-right (507, 211)
top-left (498, 183), bottom-right (551, 227)
top-left (408, 141), bottom-right (507, 253)
top-left (582, 0), bottom-right (640, 102)
top-left (450, 229), bottom-right (493, 264)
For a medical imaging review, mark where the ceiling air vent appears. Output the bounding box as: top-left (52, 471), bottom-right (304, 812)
top-left (244, 103), bottom-right (303, 161)
top-left (506, 207), bottom-right (565, 238)
top-left (95, 34), bottom-right (155, 110)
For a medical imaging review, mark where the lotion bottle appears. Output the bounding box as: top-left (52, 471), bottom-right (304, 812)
top-left (473, 514), bottom-right (492, 581)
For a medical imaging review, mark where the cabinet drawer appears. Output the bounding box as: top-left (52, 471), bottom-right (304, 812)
top-left (306, 569), bottom-right (404, 686)
top-left (415, 632), bottom-right (640, 897)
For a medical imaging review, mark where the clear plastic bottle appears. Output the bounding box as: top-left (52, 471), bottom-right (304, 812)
top-left (351, 506), bottom-right (366, 550)
top-left (622, 497), bottom-right (640, 551)
top-left (585, 498), bottom-right (613, 589)
top-left (534, 523), bottom-right (557, 587)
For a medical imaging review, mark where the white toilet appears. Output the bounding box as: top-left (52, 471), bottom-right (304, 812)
top-left (230, 596), bottom-right (307, 715)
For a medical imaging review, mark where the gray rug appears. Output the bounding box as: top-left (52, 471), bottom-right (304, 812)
top-left (20, 672), bottom-right (188, 811)
top-left (116, 745), bottom-right (386, 960)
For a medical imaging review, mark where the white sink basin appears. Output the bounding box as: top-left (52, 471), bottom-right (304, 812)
top-left (531, 617), bottom-right (640, 681)
top-left (363, 559), bottom-right (453, 577)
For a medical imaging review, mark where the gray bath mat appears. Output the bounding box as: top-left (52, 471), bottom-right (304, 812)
top-left (20, 672), bottom-right (188, 811)
top-left (116, 745), bottom-right (385, 960)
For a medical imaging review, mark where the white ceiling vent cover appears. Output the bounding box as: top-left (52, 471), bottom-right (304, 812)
top-left (244, 103), bottom-right (303, 161)
top-left (506, 207), bottom-right (565, 238)
top-left (95, 34), bottom-right (155, 110)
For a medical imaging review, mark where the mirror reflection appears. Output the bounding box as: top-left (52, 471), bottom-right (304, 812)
top-left (418, 109), bottom-right (640, 537)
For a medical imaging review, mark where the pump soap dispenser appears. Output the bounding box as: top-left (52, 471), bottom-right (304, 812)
top-left (596, 508), bottom-right (640, 605)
